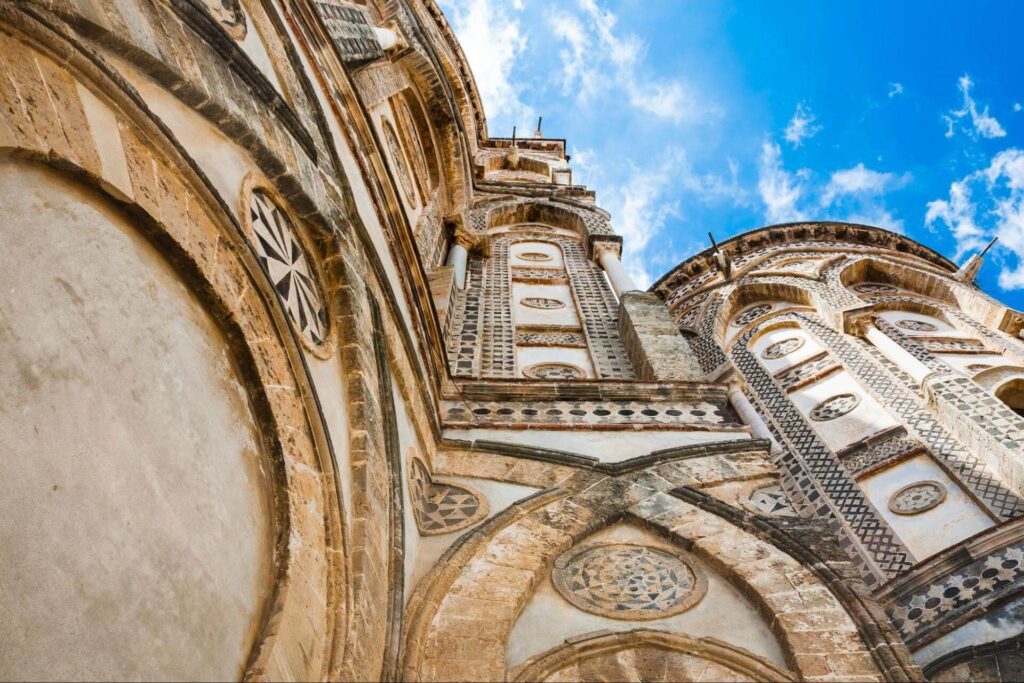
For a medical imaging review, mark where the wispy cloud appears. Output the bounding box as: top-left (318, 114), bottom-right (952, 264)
top-left (758, 145), bottom-right (907, 232)
top-left (943, 74), bottom-right (1006, 140)
top-left (784, 103), bottom-right (822, 148)
top-left (758, 141), bottom-right (808, 223)
top-left (927, 148), bottom-right (1024, 288)
top-left (548, 0), bottom-right (718, 125)
top-left (888, 82), bottom-right (904, 98)
top-left (440, 0), bottom-right (535, 132)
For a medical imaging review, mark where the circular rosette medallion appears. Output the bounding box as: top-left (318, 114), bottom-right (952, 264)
top-left (552, 543), bottom-right (707, 620)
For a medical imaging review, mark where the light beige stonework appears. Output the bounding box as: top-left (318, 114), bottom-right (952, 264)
top-left (1, 1), bottom-right (1021, 681)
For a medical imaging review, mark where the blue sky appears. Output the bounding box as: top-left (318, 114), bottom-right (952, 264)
top-left (440, 0), bottom-right (1024, 306)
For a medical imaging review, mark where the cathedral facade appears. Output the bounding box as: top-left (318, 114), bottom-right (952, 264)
top-left (2, 1), bottom-right (1024, 681)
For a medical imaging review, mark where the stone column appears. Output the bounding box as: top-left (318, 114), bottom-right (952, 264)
top-left (859, 320), bottom-right (932, 384)
top-left (596, 246), bottom-right (638, 297)
top-left (445, 241), bottom-right (468, 289)
top-left (728, 387), bottom-right (782, 453)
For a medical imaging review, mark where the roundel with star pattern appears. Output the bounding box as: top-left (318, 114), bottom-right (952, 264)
top-left (249, 190), bottom-right (328, 347)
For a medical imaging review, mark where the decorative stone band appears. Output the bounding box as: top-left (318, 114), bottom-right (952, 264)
top-left (773, 351), bottom-right (841, 392)
top-left (520, 296), bottom-right (565, 310)
top-left (442, 398), bottom-right (737, 429)
top-left (883, 522), bottom-right (1024, 647)
top-left (835, 427), bottom-right (923, 477)
top-left (917, 337), bottom-right (990, 354)
top-left (514, 327), bottom-right (587, 347)
top-left (511, 266), bottom-right (569, 283)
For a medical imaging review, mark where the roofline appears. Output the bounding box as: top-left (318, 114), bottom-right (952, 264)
top-left (650, 221), bottom-right (959, 292)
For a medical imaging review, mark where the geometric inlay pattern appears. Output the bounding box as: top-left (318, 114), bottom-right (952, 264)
top-left (743, 483), bottom-right (798, 517)
top-left (409, 457), bottom-right (488, 536)
top-left (522, 362), bottom-right (586, 380)
top-left (853, 283), bottom-right (898, 294)
top-left (889, 481), bottom-right (947, 515)
top-left (248, 190), bottom-right (328, 347)
top-left (552, 544), bottom-right (707, 619)
top-left (733, 303), bottom-right (774, 327)
top-left (762, 337), bottom-right (805, 360)
top-left (967, 363), bottom-right (994, 373)
top-left (896, 319), bottom-right (938, 332)
top-left (810, 393), bottom-right (861, 421)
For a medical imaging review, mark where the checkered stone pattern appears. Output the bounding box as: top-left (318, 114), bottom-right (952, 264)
top-left (514, 329), bottom-right (587, 347)
top-left (561, 240), bottom-right (635, 379)
top-left (775, 351), bottom-right (841, 392)
top-left (837, 429), bottom-right (922, 476)
top-left (733, 319), bottom-right (914, 582)
top-left (441, 398), bottom-right (734, 428)
top-left (481, 239), bottom-right (515, 377)
top-left (687, 289), bottom-right (730, 374)
top-left (446, 258), bottom-right (484, 377)
top-left (930, 374), bottom-right (1024, 456)
top-left (887, 541), bottom-right (1024, 645)
top-left (800, 314), bottom-right (1024, 521)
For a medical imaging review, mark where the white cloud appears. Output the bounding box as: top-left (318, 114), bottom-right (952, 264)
top-left (821, 163), bottom-right (911, 206)
top-left (944, 74), bottom-right (1006, 140)
top-left (758, 141), bottom-right (808, 223)
top-left (926, 148), bottom-right (1024, 288)
top-left (784, 103), bottom-right (821, 148)
top-left (547, 0), bottom-right (716, 125)
top-left (440, 0), bottom-right (535, 133)
top-left (1015, 102), bottom-right (1023, 113)
top-left (888, 82), bottom-right (904, 98)
top-left (757, 146), bottom-right (908, 232)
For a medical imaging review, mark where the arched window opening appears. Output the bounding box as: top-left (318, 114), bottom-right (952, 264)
top-left (995, 379), bottom-right (1024, 418)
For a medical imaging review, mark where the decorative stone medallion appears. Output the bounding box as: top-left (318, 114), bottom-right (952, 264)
top-left (853, 283), bottom-right (897, 294)
top-left (889, 481), bottom-right (948, 515)
top-left (967, 363), bottom-right (994, 373)
top-left (248, 190), bottom-right (328, 348)
top-left (521, 296), bottom-right (566, 310)
top-left (743, 483), bottom-right (798, 517)
top-left (519, 251), bottom-right (553, 262)
top-left (409, 457), bottom-right (488, 535)
top-left (382, 119), bottom-right (418, 207)
top-left (896, 319), bottom-right (939, 332)
top-left (523, 362), bottom-right (586, 380)
top-left (762, 337), bottom-right (805, 360)
top-left (809, 393), bottom-right (861, 421)
top-left (732, 303), bottom-right (773, 327)
top-left (552, 543), bottom-right (707, 620)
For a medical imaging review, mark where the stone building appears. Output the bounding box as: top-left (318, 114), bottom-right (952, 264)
top-left (1, 1), bottom-right (1023, 681)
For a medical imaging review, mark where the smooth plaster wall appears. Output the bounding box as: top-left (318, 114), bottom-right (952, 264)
top-left (512, 282), bottom-right (579, 327)
top-left (789, 370), bottom-right (898, 452)
top-left (0, 162), bottom-right (274, 680)
top-left (506, 522), bottom-right (786, 669)
top-left (858, 453), bottom-right (993, 561)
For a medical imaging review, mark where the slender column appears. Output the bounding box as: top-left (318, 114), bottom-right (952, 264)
top-left (445, 242), bottom-right (468, 289)
top-left (598, 249), bottom-right (638, 297)
top-left (863, 324), bottom-right (932, 384)
top-left (729, 387), bottom-right (781, 453)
